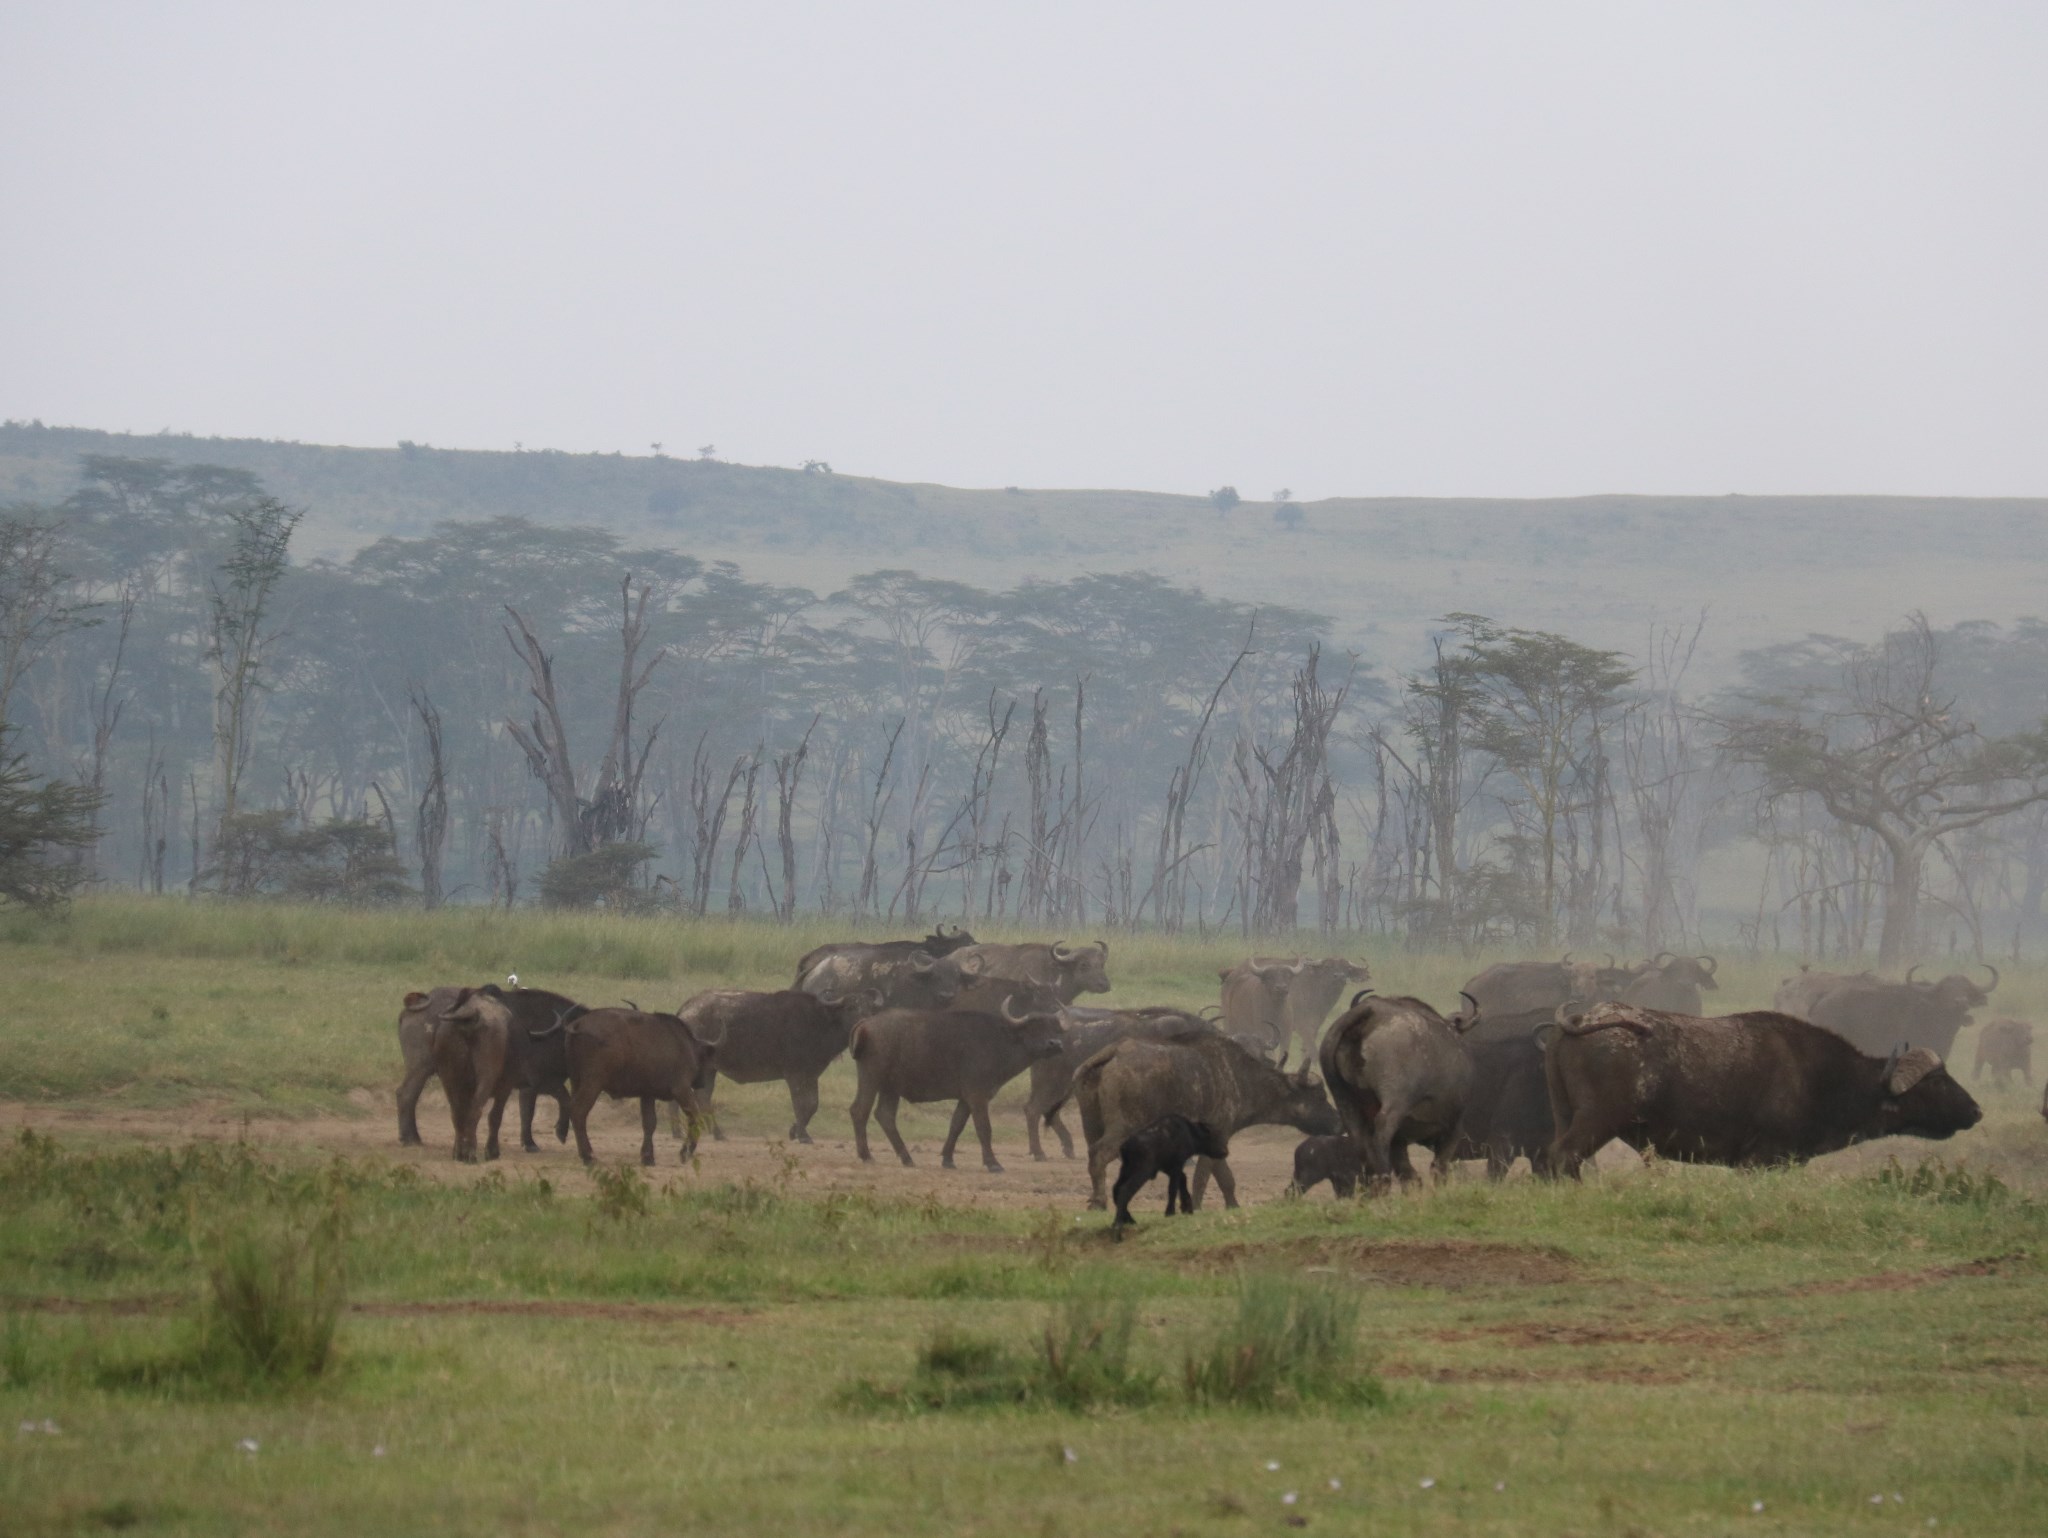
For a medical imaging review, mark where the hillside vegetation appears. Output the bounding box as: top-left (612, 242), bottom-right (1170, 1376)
top-left (7, 421), bottom-right (2044, 677)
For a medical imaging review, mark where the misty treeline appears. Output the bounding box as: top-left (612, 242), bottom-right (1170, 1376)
top-left (8, 454), bottom-right (2048, 966)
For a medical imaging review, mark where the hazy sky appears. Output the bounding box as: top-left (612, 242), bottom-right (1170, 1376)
top-left (4, 3), bottom-right (2045, 499)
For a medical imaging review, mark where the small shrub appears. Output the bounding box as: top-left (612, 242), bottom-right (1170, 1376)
top-left (1040, 1284), bottom-right (1157, 1408)
top-left (193, 1194), bottom-right (346, 1386)
top-left (589, 1162), bottom-right (652, 1223)
top-left (1182, 1273), bottom-right (1384, 1410)
top-left (1870, 1156), bottom-right (2013, 1207)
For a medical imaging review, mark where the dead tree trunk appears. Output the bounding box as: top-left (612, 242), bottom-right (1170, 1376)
top-left (412, 689), bottom-right (450, 909)
top-left (770, 715), bottom-right (818, 923)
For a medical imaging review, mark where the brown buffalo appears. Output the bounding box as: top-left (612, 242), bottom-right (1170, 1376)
top-left (1023, 1006), bottom-right (1215, 1159)
top-left (1461, 955), bottom-right (1632, 1040)
top-left (1068, 1033), bottom-right (1338, 1210)
top-left (848, 994), bottom-right (1066, 1171)
top-left (1619, 953), bottom-right (1719, 1014)
top-left (675, 987), bottom-right (881, 1142)
top-left (1218, 956), bottom-right (1373, 1056)
top-left (546, 1006), bottom-right (716, 1166)
top-left (792, 926), bottom-right (976, 988)
top-left (1795, 964), bottom-right (1999, 1062)
top-left (427, 988), bottom-right (514, 1163)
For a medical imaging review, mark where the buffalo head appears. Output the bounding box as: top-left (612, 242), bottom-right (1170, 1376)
top-left (1874, 1045), bottom-right (1981, 1141)
top-left (1049, 939), bottom-right (1112, 994)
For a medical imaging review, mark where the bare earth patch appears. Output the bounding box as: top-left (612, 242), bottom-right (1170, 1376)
top-left (1201, 1237), bottom-right (1578, 1288)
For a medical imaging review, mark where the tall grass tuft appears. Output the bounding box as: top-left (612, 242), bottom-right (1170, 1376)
top-left (1040, 1281), bottom-right (1157, 1408)
top-left (192, 1193), bottom-right (347, 1386)
top-left (1182, 1273), bottom-right (1384, 1410)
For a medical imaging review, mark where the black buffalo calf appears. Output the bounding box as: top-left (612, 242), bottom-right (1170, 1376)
top-left (1111, 1115), bottom-right (1229, 1236)
top-left (1288, 1133), bottom-right (1362, 1197)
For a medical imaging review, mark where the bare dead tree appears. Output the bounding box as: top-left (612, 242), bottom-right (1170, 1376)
top-left (770, 715), bottom-right (819, 923)
top-left (1232, 646), bottom-right (1354, 934)
top-left (686, 734), bottom-right (747, 917)
top-left (138, 732), bottom-right (169, 894)
top-left (1143, 619), bottom-right (1253, 930)
top-left (1066, 677), bottom-right (1088, 923)
top-left (79, 583), bottom-right (136, 874)
top-left (1620, 615), bottom-right (1707, 951)
top-left (205, 496), bottom-right (300, 834)
top-left (0, 513), bottom-right (94, 729)
top-left (1023, 691), bottom-right (1051, 921)
top-left (502, 606), bottom-right (585, 855)
top-left (587, 573), bottom-right (667, 850)
top-left (727, 747), bottom-right (763, 914)
top-left (411, 689), bottom-right (449, 908)
top-left (485, 808), bottom-right (519, 908)
top-left (856, 719), bottom-right (904, 917)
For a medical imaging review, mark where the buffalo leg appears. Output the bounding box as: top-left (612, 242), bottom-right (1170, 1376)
top-left (787, 1074), bottom-right (820, 1143)
top-left (1024, 1102), bottom-right (1046, 1161)
top-left (1045, 1106), bottom-right (1076, 1159)
top-left (517, 1087), bottom-right (541, 1154)
top-left (969, 1097), bottom-right (1002, 1173)
top-left (1085, 1137), bottom-right (1115, 1209)
top-left (1111, 1157), bottom-right (1152, 1230)
top-left (940, 1101), bottom-right (973, 1169)
top-left (638, 1097), bottom-right (660, 1166)
top-left (396, 1059), bottom-right (435, 1147)
top-left (697, 1078), bottom-right (725, 1142)
top-left (875, 1093), bottom-right (914, 1167)
top-left (1165, 1163), bottom-right (1195, 1215)
top-left (1191, 1155), bottom-right (1238, 1210)
top-left (552, 1089), bottom-right (572, 1143)
top-left (850, 1077), bottom-right (877, 1162)
top-left (569, 1082), bottom-right (601, 1164)
top-left (484, 1086), bottom-right (514, 1162)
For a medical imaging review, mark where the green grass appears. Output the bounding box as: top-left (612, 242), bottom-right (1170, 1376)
top-left (4, 898), bottom-right (2048, 1534)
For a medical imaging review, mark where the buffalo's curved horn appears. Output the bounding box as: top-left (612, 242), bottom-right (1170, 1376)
top-left (1050, 940), bottom-right (1076, 962)
top-left (1001, 994), bottom-right (1037, 1024)
top-left (956, 952), bottom-right (986, 977)
top-left (1276, 1049), bottom-right (1290, 1071)
top-left (1560, 951), bottom-right (1574, 966)
top-left (622, 998), bottom-right (640, 1011)
top-left (909, 951), bottom-right (935, 973)
top-left (1349, 988), bottom-right (1376, 1010)
top-left (1652, 951), bottom-right (1674, 966)
top-left (1882, 1042), bottom-right (1905, 1088)
top-left (1603, 953), bottom-right (1616, 970)
top-left (1905, 964), bottom-right (1922, 985)
top-left (1460, 990), bottom-right (1480, 1018)
top-left (940, 924), bottom-right (961, 939)
top-left (1979, 961), bottom-right (2001, 992)
top-left (1697, 954), bottom-right (1718, 977)
top-left (1093, 939), bottom-right (1109, 955)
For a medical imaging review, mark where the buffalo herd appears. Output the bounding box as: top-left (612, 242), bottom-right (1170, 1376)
top-left (398, 932), bottom-right (2036, 1226)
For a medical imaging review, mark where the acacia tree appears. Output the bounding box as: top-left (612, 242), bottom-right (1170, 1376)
top-left (1720, 614), bottom-right (2048, 967)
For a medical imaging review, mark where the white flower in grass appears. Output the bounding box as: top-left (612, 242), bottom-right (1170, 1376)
top-left (1264, 1461), bottom-right (1280, 1472)
top-left (1420, 1478), bottom-right (1436, 1490)
top-left (237, 1439), bottom-right (259, 1454)
top-left (1327, 1479), bottom-right (1341, 1492)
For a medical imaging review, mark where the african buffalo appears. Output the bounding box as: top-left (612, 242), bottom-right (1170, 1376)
top-left (792, 926), bottom-right (976, 988)
top-left (1619, 953), bottom-right (1719, 1015)
top-left (1023, 1006), bottom-right (1215, 1160)
top-left (675, 987), bottom-right (881, 1142)
top-left (547, 1006), bottom-right (717, 1166)
top-left (396, 986), bottom-right (461, 1146)
top-left (1771, 966), bottom-right (1875, 1021)
top-left (1451, 1034), bottom-right (1554, 1179)
top-left (1544, 1003), bottom-right (1982, 1177)
top-left (1973, 1017), bottom-right (2034, 1087)
top-left (1218, 955), bottom-right (1372, 1056)
top-left (1068, 1034), bottom-right (1337, 1210)
top-left (797, 943), bottom-right (981, 1012)
top-left (847, 994), bottom-right (1066, 1171)
top-left (950, 939), bottom-right (1111, 1002)
top-left (1111, 1115), bottom-right (1230, 1235)
top-left (1798, 964), bottom-right (1999, 1061)
top-left (1461, 955), bottom-right (1633, 1040)
top-left (1319, 992), bottom-right (1478, 1188)
top-left (1288, 1134), bottom-right (1362, 1198)
top-left (427, 988), bottom-right (513, 1163)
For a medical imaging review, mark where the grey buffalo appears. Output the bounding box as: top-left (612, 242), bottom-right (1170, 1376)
top-left (949, 940), bottom-right (1111, 1002)
top-left (675, 987), bottom-right (881, 1142)
top-left (1786, 964), bottom-right (1999, 1061)
top-left (1319, 992), bottom-right (1478, 1188)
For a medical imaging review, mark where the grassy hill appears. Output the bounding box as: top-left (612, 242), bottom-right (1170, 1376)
top-left (6, 420), bottom-right (2045, 676)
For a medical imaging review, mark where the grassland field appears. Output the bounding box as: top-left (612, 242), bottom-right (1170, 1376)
top-left (2, 897), bottom-right (2046, 1536)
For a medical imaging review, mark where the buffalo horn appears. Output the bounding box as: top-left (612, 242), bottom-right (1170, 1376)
top-left (1905, 964), bottom-right (1922, 985)
top-left (622, 998), bottom-right (640, 1011)
top-left (1698, 954), bottom-right (1718, 976)
top-left (1560, 951), bottom-right (1574, 966)
top-left (1349, 988), bottom-right (1376, 1010)
top-left (1276, 1049), bottom-right (1290, 1071)
top-left (1979, 961), bottom-right (2001, 991)
top-left (1882, 1043), bottom-right (1904, 1087)
top-left (1652, 951), bottom-right (1674, 966)
top-left (1050, 940), bottom-right (1076, 962)
top-left (909, 952), bottom-right (935, 974)
top-left (1459, 989), bottom-right (1481, 1018)
top-left (1001, 994), bottom-right (1035, 1024)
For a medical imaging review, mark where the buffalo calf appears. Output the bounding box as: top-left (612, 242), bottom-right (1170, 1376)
top-left (1288, 1134), bottom-right (1361, 1198)
top-left (1111, 1115), bottom-right (1229, 1236)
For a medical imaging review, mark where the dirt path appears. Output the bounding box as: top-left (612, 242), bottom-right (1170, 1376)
top-left (0, 1090), bottom-right (1323, 1211)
